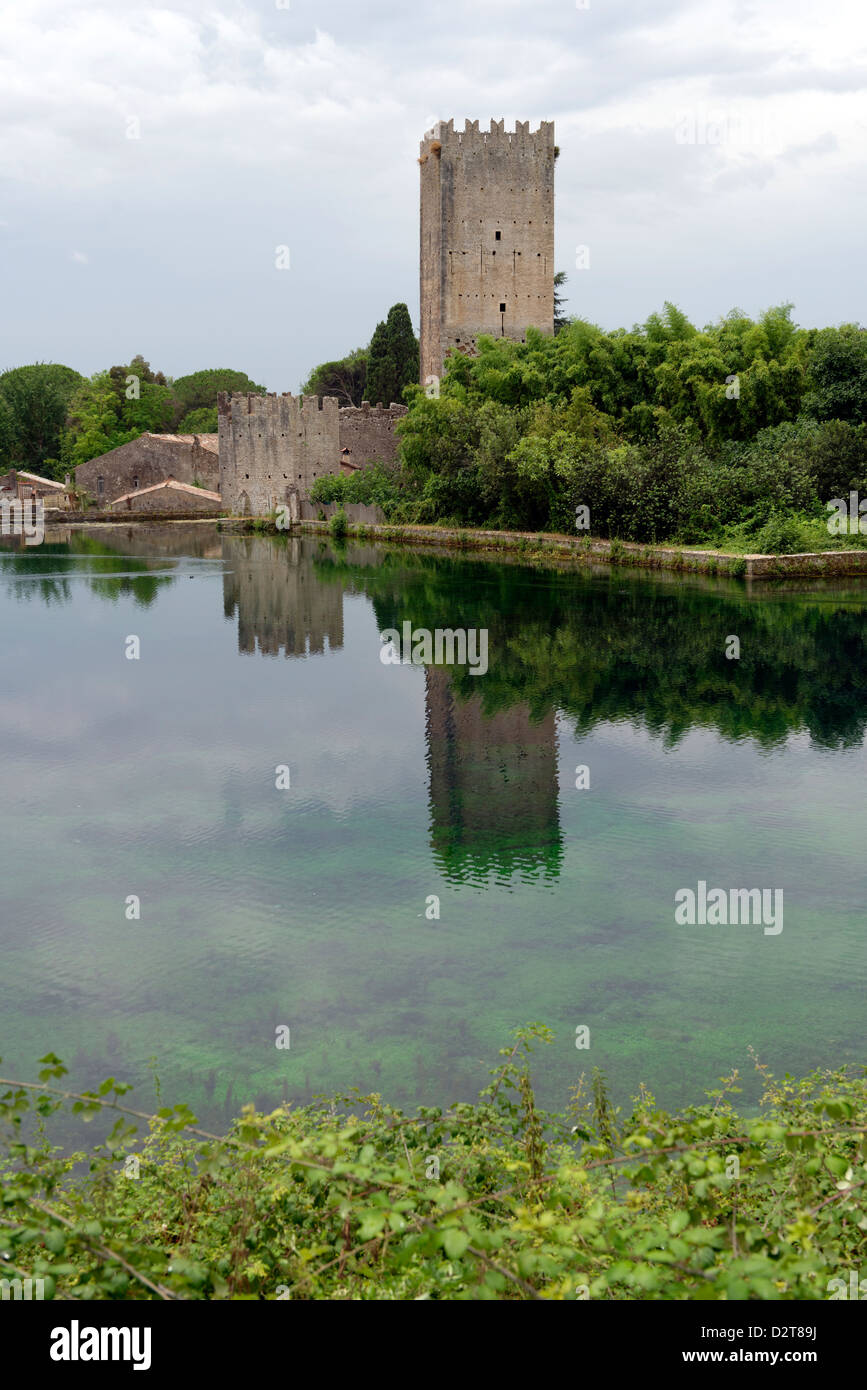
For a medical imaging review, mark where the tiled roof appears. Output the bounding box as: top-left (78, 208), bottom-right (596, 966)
top-left (141, 433), bottom-right (219, 452)
top-left (111, 478), bottom-right (222, 505)
top-left (14, 471), bottom-right (66, 489)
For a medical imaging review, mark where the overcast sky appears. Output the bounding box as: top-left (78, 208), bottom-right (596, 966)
top-left (1, 0), bottom-right (865, 392)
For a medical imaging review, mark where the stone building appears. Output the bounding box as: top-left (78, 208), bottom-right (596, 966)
top-left (217, 393), bottom-right (406, 516)
top-left (0, 469), bottom-right (69, 506)
top-left (109, 479), bottom-right (223, 515)
top-left (419, 118), bottom-right (555, 386)
top-left (75, 433), bottom-right (219, 505)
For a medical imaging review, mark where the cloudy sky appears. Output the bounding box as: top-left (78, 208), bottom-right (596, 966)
top-left (1, 0), bottom-right (865, 391)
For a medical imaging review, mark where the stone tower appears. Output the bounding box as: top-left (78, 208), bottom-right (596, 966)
top-left (419, 118), bottom-right (555, 387)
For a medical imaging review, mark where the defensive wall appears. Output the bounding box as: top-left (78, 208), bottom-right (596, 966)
top-left (217, 392), bottom-right (407, 515)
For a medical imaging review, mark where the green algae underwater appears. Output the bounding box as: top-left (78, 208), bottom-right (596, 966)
top-left (0, 523), bottom-right (865, 1134)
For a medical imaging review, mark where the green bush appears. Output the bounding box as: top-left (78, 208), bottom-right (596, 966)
top-left (1, 1032), bottom-right (866, 1300)
top-left (330, 508), bottom-right (349, 541)
top-left (177, 407), bottom-right (218, 434)
top-left (754, 511), bottom-right (810, 555)
top-left (386, 304), bottom-right (867, 548)
top-left (311, 461), bottom-right (404, 517)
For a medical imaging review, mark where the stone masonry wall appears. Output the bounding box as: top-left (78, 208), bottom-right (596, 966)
top-left (218, 393), bottom-right (340, 515)
top-left (336, 402), bottom-right (407, 467)
top-left (419, 118), bottom-right (555, 386)
top-left (218, 393), bottom-right (406, 514)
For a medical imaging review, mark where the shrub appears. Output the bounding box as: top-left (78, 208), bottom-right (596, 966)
top-left (2, 1034), bottom-right (866, 1301)
top-left (754, 511), bottom-right (809, 555)
top-left (311, 461), bottom-right (404, 517)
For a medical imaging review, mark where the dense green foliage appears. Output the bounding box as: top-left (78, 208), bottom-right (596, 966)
top-left (329, 508), bottom-right (349, 541)
top-left (301, 303), bottom-right (419, 410)
top-left (176, 406), bottom-right (219, 434)
top-left (365, 303), bottom-right (419, 407)
top-left (803, 325), bottom-right (867, 424)
top-left (58, 360), bottom-right (264, 473)
top-left (553, 270), bottom-right (569, 334)
top-left (300, 348), bottom-right (369, 407)
top-left (380, 306), bottom-right (867, 551)
top-left (0, 358), bottom-right (264, 477)
top-left (60, 358), bottom-right (176, 472)
top-left (1, 1030), bottom-right (865, 1300)
top-left (170, 369), bottom-right (264, 419)
top-left (0, 363), bottom-right (84, 474)
top-left (310, 460), bottom-right (404, 512)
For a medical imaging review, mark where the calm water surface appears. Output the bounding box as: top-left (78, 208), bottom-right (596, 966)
top-left (1, 523), bottom-right (865, 1125)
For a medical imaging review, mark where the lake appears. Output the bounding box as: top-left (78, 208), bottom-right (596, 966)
top-left (1, 523), bottom-right (864, 1127)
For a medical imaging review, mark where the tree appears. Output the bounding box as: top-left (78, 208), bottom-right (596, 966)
top-left (0, 393), bottom-right (15, 464)
top-left (171, 369), bottom-right (265, 422)
top-left (107, 355), bottom-right (168, 400)
top-left (123, 381), bottom-right (177, 435)
top-left (803, 325), bottom-right (867, 424)
top-left (61, 374), bottom-right (132, 469)
top-left (59, 361), bottom-right (264, 466)
top-left (177, 407), bottom-right (219, 434)
top-left (365, 321), bottom-right (391, 404)
top-left (60, 367), bottom-right (181, 469)
top-left (0, 363), bottom-right (84, 475)
top-left (365, 304), bottom-right (419, 406)
top-left (300, 348), bottom-right (368, 406)
top-left (554, 271), bottom-right (569, 334)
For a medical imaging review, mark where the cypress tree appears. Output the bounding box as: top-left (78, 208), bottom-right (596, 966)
top-left (366, 304), bottom-right (419, 405)
top-left (366, 320), bottom-right (392, 406)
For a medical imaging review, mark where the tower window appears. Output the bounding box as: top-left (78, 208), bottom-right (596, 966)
top-left (495, 230), bottom-right (501, 241)
top-left (500, 303), bottom-right (506, 313)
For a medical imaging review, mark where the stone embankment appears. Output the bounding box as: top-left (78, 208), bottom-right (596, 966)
top-left (293, 518), bottom-right (867, 580)
top-left (46, 512), bottom-right (867, 580)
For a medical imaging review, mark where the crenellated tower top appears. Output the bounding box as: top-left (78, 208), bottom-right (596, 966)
top-left (420, 117), bottom-right (555, 159)
top-left (419, 117), bottom-right (555, 385)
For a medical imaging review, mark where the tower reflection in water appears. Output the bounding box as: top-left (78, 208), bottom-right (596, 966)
top-left (222, 535), bottom-right (344, 658)
top-left (220, 535), bottom-right (563, 880)
top-left (424, 665), bottom-right (562, 884)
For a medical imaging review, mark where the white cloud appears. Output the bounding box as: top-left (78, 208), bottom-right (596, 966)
top-left (0, 0), bottom-right (864, 386)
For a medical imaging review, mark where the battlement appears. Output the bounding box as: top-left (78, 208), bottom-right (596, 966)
top-left (340, 401), bottom-right (409, 420)
top-left (420, 118), bottom-right (555, 157)
top-left (217, 391), bottom-right (340, 418)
